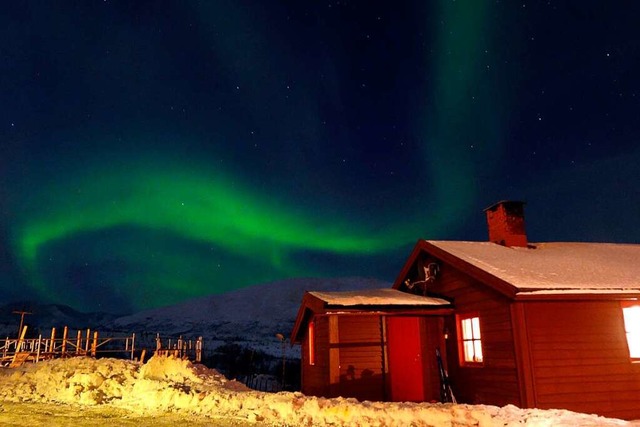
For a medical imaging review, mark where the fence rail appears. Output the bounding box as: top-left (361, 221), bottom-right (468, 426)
top-left (0, 326), bottom-right (203, 368)
top-left (0, 326), bottom-right (136, 367)
top-left (154, 333), bottom-right (203, 363)
top-left (238, 374), bottom-right (283, 392)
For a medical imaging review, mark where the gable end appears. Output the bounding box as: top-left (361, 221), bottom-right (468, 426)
top-left (392, 240), bottom-right (518, 298)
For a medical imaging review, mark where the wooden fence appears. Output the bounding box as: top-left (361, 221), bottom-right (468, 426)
top-left (0, 326), bottom-right (137, 367)
top-left (0, 327), bottom-right (203, 368)
top-left (238, 374), bottom-right (283, 392)
top-left (153, 333), bottom-right (203, 363)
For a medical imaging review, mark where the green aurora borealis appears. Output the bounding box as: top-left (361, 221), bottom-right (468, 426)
top-left (2, 1), bottom-right (638, 312)
top-left (10, 117), bottom-right (480, 311)
top-left (13, 157), bottom-right (416, 309)
top-left (3, 1), bottom-right (496, 312)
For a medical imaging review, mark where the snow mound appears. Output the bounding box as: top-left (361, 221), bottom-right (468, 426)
top-left (140, 355), bottom-right (202, 384)
top-left (0, 357), bottom-right (632, 426)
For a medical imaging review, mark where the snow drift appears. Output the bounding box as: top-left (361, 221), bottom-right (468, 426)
top-left (0, 356), bottom-right (633, 426)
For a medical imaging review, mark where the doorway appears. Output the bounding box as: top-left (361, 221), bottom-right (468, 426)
top-left (386, 316), bottom-right (425, 401)
top-left (385, 316), bottom-right (445, 402)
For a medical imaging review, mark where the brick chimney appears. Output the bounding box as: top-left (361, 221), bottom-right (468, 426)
top-left (484, 201), bottom-right (528, 247)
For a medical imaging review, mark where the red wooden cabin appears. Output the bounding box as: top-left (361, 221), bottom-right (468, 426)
top-left (291, 289), bottom-right (452, 402)
top-left (291, 201), bottom-right (640, 420)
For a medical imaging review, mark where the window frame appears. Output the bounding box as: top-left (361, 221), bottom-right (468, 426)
top-left (621, 301), bottom-right (640, 362)
top-left (456, 312), bottom-right (484, 367)
top-left (308, 319), bottom-right (316, 366)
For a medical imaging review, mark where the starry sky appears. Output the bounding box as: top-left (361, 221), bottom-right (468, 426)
top-left (1, 1), bottom-right (639, 314)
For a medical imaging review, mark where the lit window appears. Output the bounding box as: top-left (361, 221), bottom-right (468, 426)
top-left (622, 303), bottom-right (640, 360)
top-left (458, 314), bottom-right (483, 365)
top-left (308, 320), bottom-right (316, 365)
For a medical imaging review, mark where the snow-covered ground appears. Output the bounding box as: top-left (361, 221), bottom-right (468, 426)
top-left (0, 356), bottom-right (636, 427)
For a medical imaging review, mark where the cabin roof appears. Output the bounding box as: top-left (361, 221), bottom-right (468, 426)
top-left (309, 288), bottom-right (450, 306)
top-left (425, 240), bottom-right (640, 292)
top-left (290, 288), bottom-right (452, 343)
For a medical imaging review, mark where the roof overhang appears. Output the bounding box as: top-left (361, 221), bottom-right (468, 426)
top-left (514, 290), bottom-right (640, 301)
top-left (290, 288), bottom-right (452, 344)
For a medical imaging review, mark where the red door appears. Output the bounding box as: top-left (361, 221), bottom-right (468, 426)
top-left (386, 316), bottom-right (425, 402)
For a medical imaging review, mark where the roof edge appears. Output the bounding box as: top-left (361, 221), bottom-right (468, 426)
top-left (393, 240), bottom-right (519, 298)
top-left (515, 290), bottom-right (640, 301)
top-left (290, 292), bottom-right (326, 344)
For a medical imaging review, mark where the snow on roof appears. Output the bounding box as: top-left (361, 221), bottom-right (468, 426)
top-left (309, 288), bottom-right (450, 306)
top-left (428, 241), bottom-right (640, 292)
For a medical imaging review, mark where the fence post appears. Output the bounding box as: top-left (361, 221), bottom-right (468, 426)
top-left (50, 327), bottom-right (56, 353)
top-left (196, 337), bottom-right (203, 363)
top-left (36, 335), bottom-right (42, 362)
top-left (130, 333), bottom-right (135, 360)
top-left (76, 330), bottom-right (81, 355)
top-left (10, 326), bottom-right (28, 367)
top-left (91, 331), bottom-right (98, 357)
top-left (156, 333), bottom-right (161, 351)
top-left (61, 326), bottom-right (68, 356)
top-left (84, 329), bottom-right (91, 353)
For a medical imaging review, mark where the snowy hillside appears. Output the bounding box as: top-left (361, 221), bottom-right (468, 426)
top-left (0, 278), bottom-right (389, 357)
top-left (106, 277), bottom-right (390, 357)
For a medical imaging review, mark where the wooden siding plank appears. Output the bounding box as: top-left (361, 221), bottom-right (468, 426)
top-left (538, 390), bottom-right (640, 402)
top-left (536, 379), bottom-right (640, 394)
top-left (536, 363), bottom-right (633, 382)
top-left (533, 358), bottom-right (637, 368)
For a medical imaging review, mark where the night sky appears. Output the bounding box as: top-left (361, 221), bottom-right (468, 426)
top-left (1, 1), bottom-right (639, 314)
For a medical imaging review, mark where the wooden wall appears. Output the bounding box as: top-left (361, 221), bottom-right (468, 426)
top-left (334, 315), bottom-right (385, 401)
top-left (302, 312), bottom-right (449, 402)
top-left (523, 301), bottom-right (640, 420)
top-left (301, 315), bottom-right (329, 397)
top-left (424, 262), bottom-right (522, 406)
top-left (301, 314), bottom-right (386, 401)
top-left (420, 316), bottom-right (446, 402)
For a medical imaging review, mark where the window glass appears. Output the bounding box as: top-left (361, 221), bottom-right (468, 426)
top-left (622, 305), bottom-right (640, 359)
top-left (459, 315), bottom-right (483, 364)
top-left (472, 317), bottom-right (481, 339)
top-left (463, 341), bottom-right (474, 362)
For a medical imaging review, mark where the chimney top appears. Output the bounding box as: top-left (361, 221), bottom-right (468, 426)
top-left (483, 200), bottom-right (526, 213)
top-left (484, 200), bottom-right (528, 247)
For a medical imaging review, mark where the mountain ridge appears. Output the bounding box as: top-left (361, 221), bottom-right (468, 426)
top-left (0, 277), bottom-right (390, 356)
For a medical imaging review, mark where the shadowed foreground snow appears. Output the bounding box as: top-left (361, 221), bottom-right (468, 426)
top-left (0, 356), bottom-right (635, 426)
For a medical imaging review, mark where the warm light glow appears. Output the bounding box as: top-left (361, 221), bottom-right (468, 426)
top-left (308, 320), bottom-right (316, 365)
top-left (622, 304), bottom-right (640, 359)
top-left (459, 315), bottom-right (483, 364)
